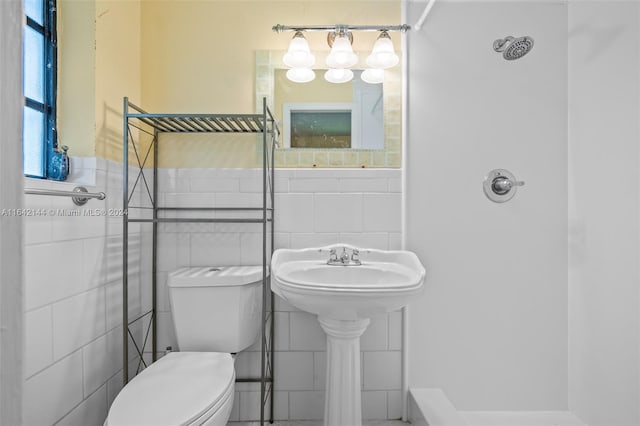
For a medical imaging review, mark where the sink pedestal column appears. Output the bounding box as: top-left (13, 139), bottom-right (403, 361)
top-left (318, 317), bottom-right (371, 426)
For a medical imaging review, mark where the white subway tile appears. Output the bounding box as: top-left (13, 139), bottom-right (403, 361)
top-left (156, 312), bottom-right (178, 352)
top-left (362, 193), bottom-right (401, 232)
top-left (387, 390), bottom-right (403, 419)
top-left (163, 192), bottom-right (214, 207)
top-left (241, 177), bottom-right (289, 193)
top-left (52, 287), bottom-right (107, 360)
top-left (289, 312), bottom-right (326, 351)
top-left (106, 370), bottom-right (123, 410)
top-left (388, 233), bottom-right (402, 250)
top-left (314, 194), bottom-right (363, 233)
top-left (362, 390), bottom-right (388, 420)
top-left (274, 312), bottom-right (290, 351)
top-left (361, 314), bottom-right (388, 351)
top-left (274, 194), bottom-right (314, 232)
top-left (289, 233), bottom-right (339, 249)
top-left (189, 232), bottom-right (241, 266)
top-left (274, 233), bottom-right (291, 250)
top-left (82, 328), bottom-right (121, 396)
top-left (338, 178), bottom-right (389, 193)
top-left (215, 192), bottom-right (263, 208)
top-left (288, 390), bottom-right (325, 420)
top-left (25, 306), bottom-right (53, 377)
top-left (25, 240), bottom-right (85, 310)
top-left (24, 351), bottom-right (84, 426)
top-left (388, 178), bottom-right (402, 193)
top-left (290, 178), bottom-right (340, 193)
top-left (105, 281), bottom-right (122, 332)
top-left (82, 237), bottom-right (108, 288)
top-left (240, 232), bottom-right (263, 265)
top-left (388, 310), bottom-right (403, 351)
top-left (274, 352), bottom-right (314, 390)
top-left (274, 295), bottom-right (300, 312)
top-left (229, 392), bottom-right (240, 421)
top-left (234, 351), bottom-right (262, 379)
top-left (238, 390), bottom-right (288, 421)
top-left (313, 351), bottom-right (326, 390)
top-left (57, 384), bottom-right (108, 426)
top-left (363, 351), bottom-right (402, 390)
top-left (190, 177), bottom-right (240, 193)
top-left (338, 233), bottom-right (389, 250)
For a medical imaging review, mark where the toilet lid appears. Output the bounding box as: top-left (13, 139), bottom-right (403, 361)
top-left (107, 352), bottom-right (234, 426)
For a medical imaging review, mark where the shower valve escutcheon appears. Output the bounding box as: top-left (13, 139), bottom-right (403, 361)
top-left (483, 169), bottom-right (525, 203)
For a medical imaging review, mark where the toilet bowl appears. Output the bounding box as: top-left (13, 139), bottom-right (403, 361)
top-left (106, 352), bottom-right (234, 426)
top-left (105, 266), bottom-right (263, 426)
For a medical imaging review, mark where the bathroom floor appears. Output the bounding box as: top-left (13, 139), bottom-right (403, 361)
top-left (228, 421), bottom-right (407, 426)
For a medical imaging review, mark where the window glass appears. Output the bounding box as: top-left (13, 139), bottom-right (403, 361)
top-left (23, 106), bottom-right (45, 177)
top-left (24, 0), bottom-right (43, 25)
top-left (23, 26), bottom-right (44, 104)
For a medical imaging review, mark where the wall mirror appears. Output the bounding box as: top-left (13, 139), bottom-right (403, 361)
top-left (256, 50), bottom-right (402, 168)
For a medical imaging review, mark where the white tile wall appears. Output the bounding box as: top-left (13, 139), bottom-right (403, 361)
top-left (23, 158), bottom-right (146, 425)
top-left (22, 165), bottom-right (404, 424)
top-left (154, 167), bottom-right (403, 421)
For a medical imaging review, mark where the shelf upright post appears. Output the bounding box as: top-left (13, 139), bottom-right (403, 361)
top-left (270, 112), bottom-right (276, 424)
top-left (260, 96), bottom-right (268, 425)
top-left (122, 97), bottom-right (129, 385)
top-left (152, 128), bottom-right (158, 362)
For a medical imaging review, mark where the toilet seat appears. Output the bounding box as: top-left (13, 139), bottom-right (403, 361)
top-left (106, 352), bottom-right (235, 426)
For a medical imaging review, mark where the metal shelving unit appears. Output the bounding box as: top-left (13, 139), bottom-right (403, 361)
top-left (122, 97), bottom-right (277, 424)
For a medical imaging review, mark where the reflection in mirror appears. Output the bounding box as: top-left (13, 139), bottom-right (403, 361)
top-left (276, 69), bottom-right (383, 150)
top-left (256, 50), bottom-right (402, 168)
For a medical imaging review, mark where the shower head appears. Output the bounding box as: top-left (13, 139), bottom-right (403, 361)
top-left (493, 36), bottom-right (534, 60)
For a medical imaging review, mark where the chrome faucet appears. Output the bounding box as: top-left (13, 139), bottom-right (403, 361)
top-left (327, 247), bottom-right (362, 266)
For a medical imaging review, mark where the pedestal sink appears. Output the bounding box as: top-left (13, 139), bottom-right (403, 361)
top-left (271, 245), bottom-right (426, 426)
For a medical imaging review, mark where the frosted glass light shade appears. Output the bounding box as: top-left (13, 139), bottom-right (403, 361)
top-left (324, 68), bottom-right (354, 84)
top-left (366, 32), bottom-right (399, 69)
top-left (286, 68), bottom-right (316, 83)
top-left (361, 68), bottom-right (384, 84)
top-left (326, 35), bottom-right (358, 69)
top-left (283, 31), bottom-right (315, 68)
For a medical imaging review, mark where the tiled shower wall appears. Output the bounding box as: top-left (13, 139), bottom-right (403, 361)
top-left (23, 158), bottom-right (146, 425)
top-left (155, 167), bottom-right (403, 421)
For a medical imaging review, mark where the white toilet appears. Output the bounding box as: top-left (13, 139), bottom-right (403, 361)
top-left (105, 266), bottom-right (263, 426)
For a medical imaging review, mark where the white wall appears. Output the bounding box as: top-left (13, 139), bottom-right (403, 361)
top-left (568, 2), bottom-right (640, 425)
top-left (155, 167), bottom-right (404, 421)
top-left (406, 0), bottom-right (569, 410)
top-left (0, 1), bottom-right (25, 424)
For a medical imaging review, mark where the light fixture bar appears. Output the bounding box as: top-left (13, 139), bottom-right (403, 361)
top-left (272, 24), bottom-right (410, 33)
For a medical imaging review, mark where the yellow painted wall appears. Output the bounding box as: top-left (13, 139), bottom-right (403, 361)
top-left (57, 0), bottom-right (142, 163)
top-left (58, 0), bottom-right (95, 157)
top-left (58, 0), bottom-right (400, 167)
top-left (140, 0), bottom-right (400, 168)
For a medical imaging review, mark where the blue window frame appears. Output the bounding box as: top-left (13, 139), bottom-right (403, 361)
top-left (23, 0), bottom-right (59, 179)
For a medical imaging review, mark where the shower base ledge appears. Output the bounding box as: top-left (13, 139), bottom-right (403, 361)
top-left (408, 388), bottom-right (586, 426)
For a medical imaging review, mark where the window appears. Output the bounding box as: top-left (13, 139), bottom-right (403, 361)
top-left (23, 0), bottom-right (57, 178)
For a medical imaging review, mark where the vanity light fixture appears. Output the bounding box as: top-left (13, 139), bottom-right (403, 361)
top-left (273, 24), bottom-right (409, 84)
top-left (366, 31), bottom-right (399, 68)
top-left (361, 68), bottom-right (385, 84)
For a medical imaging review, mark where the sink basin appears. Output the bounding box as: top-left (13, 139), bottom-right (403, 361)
top-left (271, 245), bottom-right (426, 320)
top-left (271, 245), bottom-right (426, 426)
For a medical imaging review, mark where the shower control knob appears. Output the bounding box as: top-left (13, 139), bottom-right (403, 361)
top-left (483, 169), bottom-right (525, 203)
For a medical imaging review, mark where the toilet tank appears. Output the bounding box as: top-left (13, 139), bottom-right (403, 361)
top-left (168, 266), bottom-right (264, 353)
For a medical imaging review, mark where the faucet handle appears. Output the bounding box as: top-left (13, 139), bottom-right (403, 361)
top-left (351, 248), bottom-right (359, 261)
top-left (329, 248), bottom-right (338, 261)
